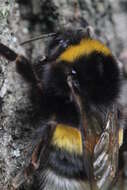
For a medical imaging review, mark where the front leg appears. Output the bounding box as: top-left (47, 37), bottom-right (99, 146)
top-left (0, 43), bottom-right (37, 83)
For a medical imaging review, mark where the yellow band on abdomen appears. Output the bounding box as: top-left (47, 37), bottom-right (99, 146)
top-left (52, 124), bottom-right (83, 155)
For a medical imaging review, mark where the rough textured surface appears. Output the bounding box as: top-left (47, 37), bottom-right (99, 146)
top-left (0, 0), bottom-right (127, 189)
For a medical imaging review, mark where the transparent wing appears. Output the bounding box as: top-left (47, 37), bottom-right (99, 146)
top-left (93, 110), bottom-right (119, 190)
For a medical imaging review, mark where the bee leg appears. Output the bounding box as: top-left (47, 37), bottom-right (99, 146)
top-left (32, 55), bottom-right (48, 91)
top-left (12, 144), bottom-right (40, 189)
top-left (12, 121), bottom-right (56, 189)
top-left (0, 43), bottom-right (38, 84)
top-left (12, 138), bottom-right (46, 189)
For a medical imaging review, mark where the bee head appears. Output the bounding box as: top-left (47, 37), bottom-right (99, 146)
top-left (42, 29), bottom-right (120, 106)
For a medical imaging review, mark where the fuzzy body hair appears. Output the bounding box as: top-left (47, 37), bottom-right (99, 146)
top-left (39, 169), bottom-right (88, 190)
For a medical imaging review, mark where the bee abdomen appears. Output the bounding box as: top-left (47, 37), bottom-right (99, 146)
top-left (48, 146), bottom-right (85, 179)
top-left (38, 169), bottom-right (89, 190)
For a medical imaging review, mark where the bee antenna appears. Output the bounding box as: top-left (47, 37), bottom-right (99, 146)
top-left (20, 32), bottom-right (57, 46)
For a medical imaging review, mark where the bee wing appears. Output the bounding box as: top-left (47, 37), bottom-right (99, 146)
top-left (93, 111), bottom-right (119, 189)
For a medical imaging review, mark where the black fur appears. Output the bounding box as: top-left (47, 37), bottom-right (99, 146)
top-left (40, 52), bottom-right (120, 116)
top-left (46, 29), bottom-right (90, 61)
top-left (73, 52), bottom-right (120, 105)
top-left (47, 145), bottom-right (86, 179)
top-left (40, 29), bottom-right (120, 111)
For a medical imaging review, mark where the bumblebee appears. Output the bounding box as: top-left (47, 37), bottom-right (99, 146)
top-left (0, 28), bottom-right (120, 190)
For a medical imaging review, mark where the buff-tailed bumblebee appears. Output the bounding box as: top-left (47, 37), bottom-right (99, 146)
top-left (0, 28), bottom-right (121, 190)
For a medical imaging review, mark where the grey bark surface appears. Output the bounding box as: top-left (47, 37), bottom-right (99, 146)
top-left (0, 0), bottom-right (127, 190)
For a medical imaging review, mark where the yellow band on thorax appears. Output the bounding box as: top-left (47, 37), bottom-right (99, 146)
top-left (58, 38), bottom-right (111, 63)
top-left (52, 124), bottom-right (83, 155)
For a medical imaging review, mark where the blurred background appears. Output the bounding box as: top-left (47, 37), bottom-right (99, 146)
top-left (0, 0), bottom-right (127, 189)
